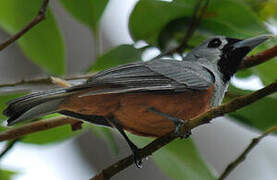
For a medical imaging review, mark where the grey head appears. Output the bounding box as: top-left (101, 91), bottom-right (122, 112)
top-left (185, 35), bottom-right (271, 83)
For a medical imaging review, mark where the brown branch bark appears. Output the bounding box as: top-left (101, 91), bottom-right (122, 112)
top-left (91, 80), bottom-right (277, 179)
top-left (0, 74), bottom-right (92, 88)
top-left (240, 44), bottom-right (277, 70)
top-left (0, 116), bottom-right (78, 141)
top-left (218, 125), bottom-right (277, 180)
top-left (0, 0), bottom-right (50, 51)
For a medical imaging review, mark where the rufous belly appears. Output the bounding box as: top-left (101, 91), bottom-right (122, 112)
top-left (60, 86), bottom-right (214, 137)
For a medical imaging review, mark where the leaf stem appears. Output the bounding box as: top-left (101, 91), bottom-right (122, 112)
top-left (0, 139), bottom-right (20, 159)
top-left (0, 0), bottom-right (50, 51)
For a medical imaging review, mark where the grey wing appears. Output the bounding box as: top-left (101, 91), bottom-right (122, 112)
top-left (77, 59), bottom-right (215, 96)
top-left (146, 59), bottom-right (215, 90)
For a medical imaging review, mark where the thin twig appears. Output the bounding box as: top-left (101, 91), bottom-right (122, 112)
top-left (0, 116), bottom-right (78, 141)
top-left (155, 0), bottom-right (209, 59)
top-left (218, 125), bottom-right (277, 180)
top-left (91, 80), bottom-right (277, 179)
top-left (0, 139), bottom-right (20, 159)
top-left (0, 0), bottom-right (50, 51)
top-left (0, 74), bottom-right (92, 88)
top-left (175, 0), bottom-right (209, 54)
top-left (51, 76), bottom-right (71, 88)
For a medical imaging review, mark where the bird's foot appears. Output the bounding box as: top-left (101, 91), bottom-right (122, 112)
top-left (174, 120), bottom-right (191, 139)
top-left (148, 107), bottom-right (191, 138)
top-left (130, 144), bottom-right (143, 168)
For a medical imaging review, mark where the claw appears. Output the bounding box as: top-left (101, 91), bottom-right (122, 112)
top-left (132, 148), bottom-right (143, 168)
top-left (174, 120), bottom-right (191, 139)
top-left (148, 107), bottom-right (191, 138)
top-left (129, 143), bottom-right (143, 168)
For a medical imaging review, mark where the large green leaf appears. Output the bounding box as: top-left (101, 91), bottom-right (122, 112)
top-left (0, 169), bottom-right (16, 180)
top-left (242, 0), bottom-right (277, 20)
top-left (227, 85), bottom-right (277, 131)
top-left (88, 44), bottom-right (143, 72)
top-left (59, 0), bottom-right (109, 31)
top-left (129, 0), bottom-right (268, 48)
top-left (253, 58), bottom-right (277, 85)
top-left (129, 0), bottom-right (195, 46)
top-left (129, 134), bottom-right (215, 180)
top-left (0, 0), bottom-right (65, 75)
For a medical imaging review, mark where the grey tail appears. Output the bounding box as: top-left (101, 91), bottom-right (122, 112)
top-left (4, 88), bottom-right (71, 126)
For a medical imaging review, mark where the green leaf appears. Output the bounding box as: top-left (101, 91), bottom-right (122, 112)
top-left (90, 125), bottom-right (119, 154)
top-left (0, 0), bottom-right (65, 75)
top-left (253, 58), bottom-right (277, 85)
top-left (129, 0), bottom-right (268, 48)
top-left (129, 0), bottom-right (195, 46)
top-left (250, 39), bottom-right (277, 86)
top-left (0, 169), bottom-right (16, 180)
top-left (204, 0), bottom-right (267, 36)
top-left (129, 134), bottom-right (215, 180)
top-left (227, 85), bottom-right (277, 131)
top-left (22, 122), bottom-right (81, 144)
top-left (242, 0), bottom-right (277, 20)
top-left (59, 0), bottom-right (109, 31)
top-left (235, 69), bottom-right (252, 79)
top-left (88, 44), bottom-right (143, 72)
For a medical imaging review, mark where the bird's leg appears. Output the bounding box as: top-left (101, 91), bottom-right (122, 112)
top-left (108, 117), bottom-right (143, 168)
top-left (147, 107), bottom-right (191, 138)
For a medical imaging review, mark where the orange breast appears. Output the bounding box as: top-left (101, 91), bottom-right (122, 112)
top-left (60, 86), bottom-right (214, 137)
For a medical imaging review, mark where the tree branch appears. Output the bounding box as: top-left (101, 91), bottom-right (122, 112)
top-left (0, 116), bottom-right (78, 141)
top-left (91, 80), bottom-right (277, 179)
top-left (0, 74), bottom-right (92, 88)
top-left (0, 0), bottom-right (50, 51)
top-left (218, 125), bottom-right (277, 180)
top-left (239, 44), bottom-right (277, 69)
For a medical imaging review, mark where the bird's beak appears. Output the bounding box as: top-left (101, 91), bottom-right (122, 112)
top-left (233, 34), bottom-right (273, 49)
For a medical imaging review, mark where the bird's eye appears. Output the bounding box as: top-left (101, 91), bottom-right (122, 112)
top-left (208, 38), bottom-right (222, 48)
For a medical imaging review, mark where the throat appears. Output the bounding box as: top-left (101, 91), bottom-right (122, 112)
top-left (217, 57), bottom-right (241, 83)
top-left (217, 47), bottom-right (250, 83)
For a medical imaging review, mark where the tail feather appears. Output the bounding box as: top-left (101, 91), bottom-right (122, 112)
top-left (4, 88), bottom-right (71, 126)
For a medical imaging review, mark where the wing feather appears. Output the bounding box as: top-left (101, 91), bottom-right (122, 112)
top-left (73, 59), bottom-right (215, 96)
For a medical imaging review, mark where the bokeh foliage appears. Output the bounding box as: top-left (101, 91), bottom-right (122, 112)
top-left (0, 0), bottom-right (277, 179)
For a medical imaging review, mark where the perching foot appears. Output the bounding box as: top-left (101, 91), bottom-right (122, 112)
top-left (148, 107), bottom-right (191, 138)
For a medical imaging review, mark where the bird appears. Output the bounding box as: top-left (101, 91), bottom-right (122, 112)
top-left (3, 34), bottom-right (270, 167)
